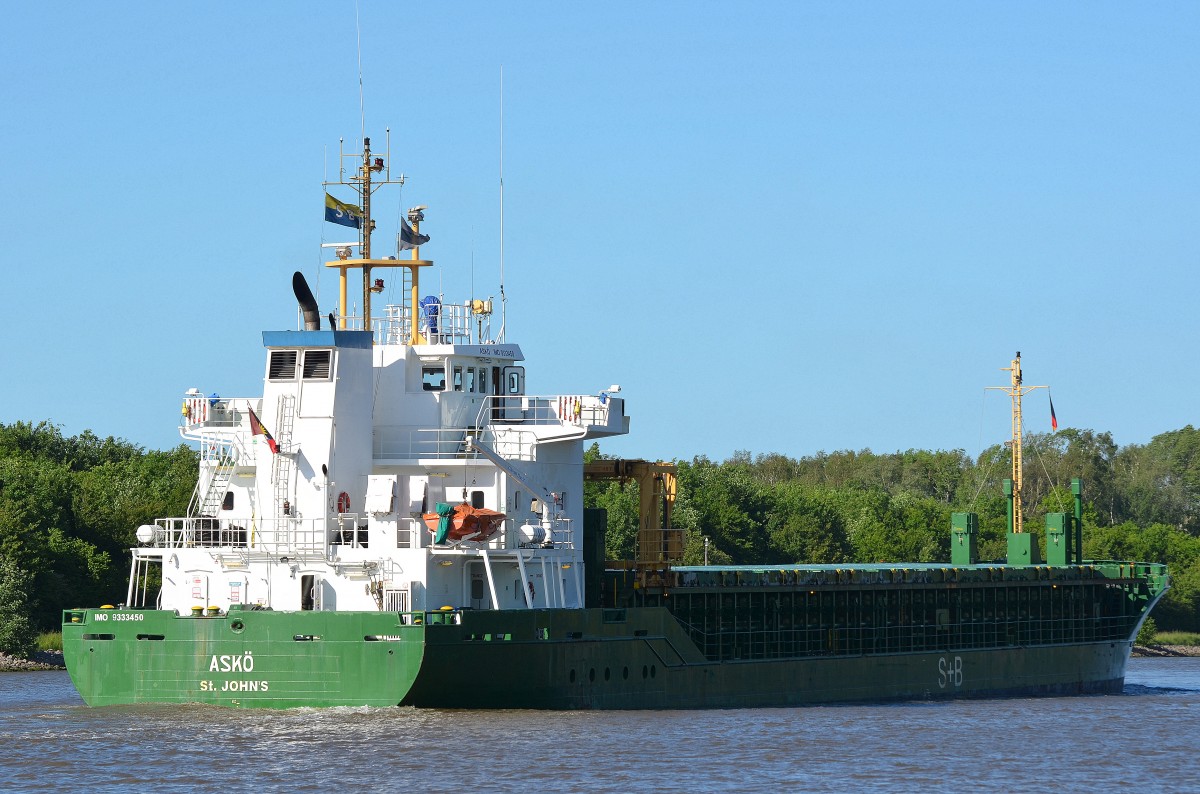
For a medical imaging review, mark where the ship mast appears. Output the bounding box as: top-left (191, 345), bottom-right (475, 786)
top-left (356, 137), bottom-right (381, 329)
top-left (324, 133), bottom-right (432, 342)
top-left (988, 351), bottom-right (1047, 534)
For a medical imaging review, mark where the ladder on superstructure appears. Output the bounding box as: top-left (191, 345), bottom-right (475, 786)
top-left (272, 394), bottom-right (296, 518)
top-left (188, 434), bottom-right (237, 518)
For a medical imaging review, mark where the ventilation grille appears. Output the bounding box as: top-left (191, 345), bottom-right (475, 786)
top-left (384, 589), bottom-right (409, 612)
top-left (303, 350), bottom-right (332, 380)
top-left (268, 351), bottom-right (297, 380)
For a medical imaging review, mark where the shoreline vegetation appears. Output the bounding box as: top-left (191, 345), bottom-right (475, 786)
top-left (5, 421), bottom-right (1200, 671)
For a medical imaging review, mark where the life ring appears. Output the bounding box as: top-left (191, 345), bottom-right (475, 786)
top-left (337, 491), bottom-right (350, 513)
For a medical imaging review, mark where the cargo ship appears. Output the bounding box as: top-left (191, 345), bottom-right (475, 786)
top-left (63, 136), bottom-right (1168, 708)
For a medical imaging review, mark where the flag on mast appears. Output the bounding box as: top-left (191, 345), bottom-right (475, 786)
top-left (324, 193), bottom-right (363, 229)
top-left (1049, 395), bottom-right (1058, 431)
top-left (398, 216), bottom-right (430, 250)
top-left (248, 406), bottom-right (279, 453)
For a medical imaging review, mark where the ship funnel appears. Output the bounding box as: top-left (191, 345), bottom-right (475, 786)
top-left (292, 272), bottom-right (321, 331)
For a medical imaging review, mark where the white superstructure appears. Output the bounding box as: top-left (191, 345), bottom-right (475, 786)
top-left (128, 136), bottom-right (629, 619)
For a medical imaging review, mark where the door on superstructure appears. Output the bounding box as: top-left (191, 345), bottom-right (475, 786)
top-left (469, 562), bottom-right (493, 610)
top-left (301, 574), bottom-right (322, 611)
top-left (500, 366), bottom-right (525, 421)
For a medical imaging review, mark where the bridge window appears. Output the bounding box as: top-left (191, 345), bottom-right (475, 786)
top-left (466, 367), bottom-right (476, 393)
top-left (452, 366), bottom-right (463, 392)
top-left (422, 366), bottom-right (446, 391)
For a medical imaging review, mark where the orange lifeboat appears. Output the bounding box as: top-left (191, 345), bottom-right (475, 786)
top-left (423, 502), bottom-right (506, 544)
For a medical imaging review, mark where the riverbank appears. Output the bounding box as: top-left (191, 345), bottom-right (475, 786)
top-left (0, 651), bottom-right (65, 672)
top-left (1133, 644), bottom-right (1200, 657)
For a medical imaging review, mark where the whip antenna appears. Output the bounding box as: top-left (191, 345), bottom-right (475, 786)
top-left (355, 0), bottom-right (365, 143)
top-left (498, 66), bottom-right (507, 342)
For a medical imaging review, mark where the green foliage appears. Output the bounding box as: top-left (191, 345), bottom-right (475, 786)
top-left (37, 631), bottom-right (63, 653)
top-left (0, 554), bottom-right (38, 658)
top-left (1152, 631), bottom-right (1200, 646)
top-left (595, 481), bottom-right (638, 561)
top-left (0, 421), bottom-right (197, 632)
top-left (587, 426), bottom-right (1200, 633)
top-left (1136, 617), bottom-right (1157, 646)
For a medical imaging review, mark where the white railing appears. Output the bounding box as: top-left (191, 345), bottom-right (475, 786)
top-left (476, 393), bottom-right (617, 430)
top-left (373, 427), bottom-right (481, 460)
top-left (149, 516), bottom-right (335, 557)
top-left (180, 395), bottom-right (256, 436)
top-left (334, 300), bottom-right (495, 347)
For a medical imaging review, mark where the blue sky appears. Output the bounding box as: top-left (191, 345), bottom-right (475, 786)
top-left (1, 2), bottom-right (1197, 462)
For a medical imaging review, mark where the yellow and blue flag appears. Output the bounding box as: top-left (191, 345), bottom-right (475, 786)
top-left (324, 193), bottom-right (363, 229)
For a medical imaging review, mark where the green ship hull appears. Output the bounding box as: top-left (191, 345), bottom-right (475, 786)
top-left (63, 607), bottom-right (424, 708)
top-left (63, 560), bottom-right (1166, 710)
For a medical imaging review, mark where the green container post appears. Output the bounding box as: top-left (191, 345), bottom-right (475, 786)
top-left (1072, 478), bottom-right (1083, 564)
top-left (1007, 531), bottom-right (1043, 566)
top-left (951, 512), bottom-right (979, 566)
top-left (1045, 513), bottom-right (1069, 566)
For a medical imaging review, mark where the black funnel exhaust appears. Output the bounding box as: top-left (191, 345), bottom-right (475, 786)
top-left (292, 272), bottom-right (320, 331)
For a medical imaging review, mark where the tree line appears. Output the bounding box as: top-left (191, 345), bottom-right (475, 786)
top-left (588, 426), bottom-right (1200, 632)
top-left (0, 421), bottom-right (194, 656)
top-left (1, 420), bottom-right (1198, 658)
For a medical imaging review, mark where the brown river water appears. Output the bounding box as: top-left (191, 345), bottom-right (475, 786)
top-left (2, 658), bottom-right (1199, 792)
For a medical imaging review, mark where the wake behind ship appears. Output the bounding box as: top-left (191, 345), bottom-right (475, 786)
top-left (63, 135), bottom-right (1168, 709)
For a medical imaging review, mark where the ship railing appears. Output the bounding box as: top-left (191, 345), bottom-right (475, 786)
top-left (408, 515), bottom-right (574, 551)
top-left (330, 301), bottom-right (478, 346)
top-left (146, 516), bottom-right (329, 557)
top-left (373, 426), bottom-right (486, 460)
top-left (180, 394), bottom-right (256, 438)
top-left (512, 517), bottom-right (575, 550)
top-left (150, 517), bottom-right (252, 549)
top-left (477, 393), bottom-right (620, 433)
top-left (381, 300), bottom-right (477, 346)
top-left (372, 425), bottom-right (542, 463)
top-left (397, 516), bottom-right (420, 548)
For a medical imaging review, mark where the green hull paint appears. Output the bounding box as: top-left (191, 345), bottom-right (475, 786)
top-left (64, 601), bottom-right (1137, 710)
top-left (63, 607), bottom-right (424, 708)
top-left (404, 607), bottom-right (1129, 709)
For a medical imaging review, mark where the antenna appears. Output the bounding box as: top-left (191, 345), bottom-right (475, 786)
top-left (498, 66), bottom-right (507, 342)
top-left (355, 0), bottom-right (365, 143)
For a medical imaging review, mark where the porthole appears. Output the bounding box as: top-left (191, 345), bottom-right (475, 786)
top-left (589, 668), bottom-right (596, 682)
top-left (569, 669), bottom-right (576, 683)
top-left (642, 665), bottom-right (648, 679)
top-left (604, 667), bottom-right (611, 681)
top-left (623, 666), bottom-right (629, 680)
top-left (651, 665), bottom-right (657, 679)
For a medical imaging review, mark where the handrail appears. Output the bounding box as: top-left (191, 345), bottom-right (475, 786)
top-left (149, 516), bottom-right (333, 556)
